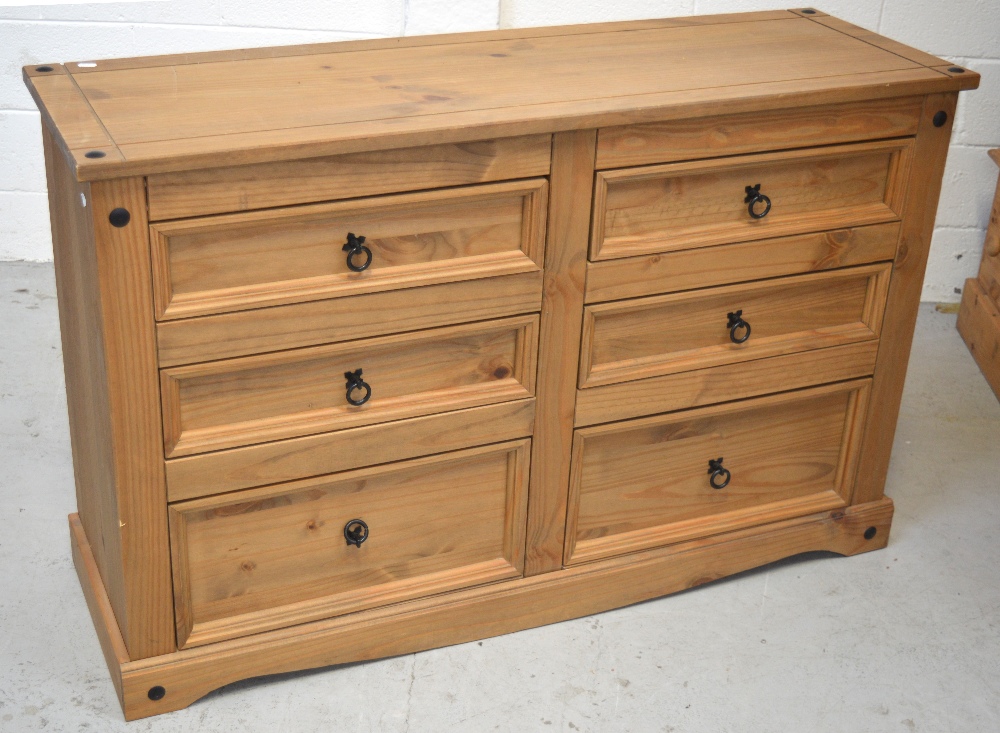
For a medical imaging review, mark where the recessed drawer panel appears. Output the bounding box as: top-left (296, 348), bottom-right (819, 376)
top-left (150, 179), bottom-right (547, 320)
top-left (564, 381), bottom-right (870, 565)
top-left (170, 440), bottom-right (530, 648)
top-left (579, 263), bottom-right (890, 388)
top-left (161, 315), bottom-right (538, 457)
top-left (591, 140), bottom-right (911, 261)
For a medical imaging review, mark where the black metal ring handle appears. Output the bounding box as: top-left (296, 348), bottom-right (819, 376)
top-left (727, 310), bottom-right (751, 344)
top-left (344, 519), bottom-right (369, 547)
top-left (744, 184), bottom-right (771, 219)
top-left (343, 232), bottom-right (373, 272)
top-left (708, 458), bottom-right (731, 490)
top-left (344, 368), bottom-right (372, 406)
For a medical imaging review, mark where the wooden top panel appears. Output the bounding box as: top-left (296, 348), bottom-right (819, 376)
top-left (24, 10), bottom-right (977, 181)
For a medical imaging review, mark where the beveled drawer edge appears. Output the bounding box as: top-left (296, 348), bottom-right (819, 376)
top-left (164, 397), bottom-right (537, 502)
top-left (170, 439), bottom-right (532, 648)
top-left (564, 378), bottom-right (873, 565)
top-left (579, 262), bottom-right (892, 389)
top-left (574, 339), bottom-right (880, 428)
top-left (150, 177), bottom-right (549, 321)
top-left (584, 222), bottom-right (900, 304)
top-left (595, 95), bottom-right (923, 169)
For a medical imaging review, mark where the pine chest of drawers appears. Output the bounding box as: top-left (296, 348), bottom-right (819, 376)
top-left (24, 9), bottom-right (978, 720)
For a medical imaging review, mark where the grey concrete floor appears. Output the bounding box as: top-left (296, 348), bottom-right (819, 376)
top-left (1, 260), bottom-right (999, 733)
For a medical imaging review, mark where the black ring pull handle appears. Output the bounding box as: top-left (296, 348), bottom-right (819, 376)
top-left (727, 310), bottom-right (751, 344)
top-left (344, 519), bottom-right (369, 547)
top-left (344, 368), bottom-right (372, 406)
top-left (343, 232), bottom-right (373, 272)
top-left (708, 458), bottom-right (731, 490)
top-left (744, 184), bottom-right (771, 219)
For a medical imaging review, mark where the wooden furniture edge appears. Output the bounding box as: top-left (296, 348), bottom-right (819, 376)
top-left (92, 498), bottom-right (894, 720)
top-left (851, 93), bottom-right (958, 504)
top-left (49, 10), bottom-right (803, 75)
top-left (23, 14), bottom-right (978, 182)
top-left (70, 513), bottom-right (128, 708)
top-left (957, 278), bottom-right (1000, 399)
top-left (524, 129), bottom-right (595, 575)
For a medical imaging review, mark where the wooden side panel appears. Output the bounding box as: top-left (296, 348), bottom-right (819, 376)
top-left (585, 223), bottom-right (899, 303)
top-left (161, 315), bottom-right (538, 457)
top-left (44, 126), bottom-right (175, 660)
top-left (166, 399), bottom-right (535, 501)
top-left (591, 139), bottom-right (912, 261)
top-left (118, 498), bottom-right (893, 720)
top-left (156, 271), bottom-right (543, 367)
top-left (524, 129), bottom-right (596, 576)
top-left (88, 177), bottom-right (176, 658)
top-left (170, 441), bottom-right (531, 648)
top-left (852, 93), bottom-right (958, 504)
top-left (146, 135), bottom-right (552, 220)
top-left (149, 179), bottom-right (547, 320)
top-left (596, 96), bottom-right (922, 169)
top-left (564, 380), bottom-right (871, 564)
top-left (957, 279), bottom-right (1000, 401)
top-left (575, 340), bottom-right (880, 427)
top-left (580, 263), bottom-right (891, 388)
top-left (43, 125), bottom-right (125, 630)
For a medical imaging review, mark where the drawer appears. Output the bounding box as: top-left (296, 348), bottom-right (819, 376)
top-left (169, 440), bottom-right (530, 648)
top-left (596, 96), bottom-right (922, 169)
top-left (564, 380), bottom-right (870, 565)
top-left (591, 139), bottom-right (911, 261)
top-left (146, 134), bottom-right (553, 220)
top-left (161, 315), bottom-right (538, 457)
top-left (150, 178), bottom-right (547, 320)
top-left (579, 263), bottom-right (890, 388)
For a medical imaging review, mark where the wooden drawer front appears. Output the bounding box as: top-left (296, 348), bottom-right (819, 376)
top-left (150, 179), bottom-right (547, 320)
top-left (585, 223), bottom-right (900, 304)
top-left (580, 264), bottom-right (890, 388)
top-left (591, 139), bottom-right (911, 261)
top-left (161, 315), bottom-right (538, 457)
top-left (564, 381), bottom-right (870, 565)
top-left (146, 134), bottom-right (553, 220)
top-left (170, 440), bottom-right (530, 648)
top-left (156, 272), bottom-right (543, 368)
top-left (596, 97), bottom-right (922, 169)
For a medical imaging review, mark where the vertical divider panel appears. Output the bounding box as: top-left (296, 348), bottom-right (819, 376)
top-left (523, 129), bottom-right (597, 575)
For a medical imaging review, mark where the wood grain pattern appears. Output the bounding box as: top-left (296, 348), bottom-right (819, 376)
top-left (150, 179), bottom-right (547, 320)
top-left (161, 315), bottom-right (538, 457)
top-left (852, 93), bottom-right (958, 504)
top-left (575, 340), bottom-right (880, 427)
top-left (147, 135), bottom-right (552, 221)
top-left (957, 279), bottom-right (1000, 399)
top-left (591, 139), bottom-right (912, 261)
top-left (580, 263), bottom-right (891, 388)
top-left (44, 123), bottom-right (175, 661)
top-left (596, 96), bottom-right (921, 169)
top-left (585, 223), bottom-right (899, 303)
top-left (170, 440), bottom-right (530, 648)
top-left (116, 497), bottom-right (893, 720)
top-left (564, 380), bottom-right (871, 564)
top-left (166, 398), bottom-right (535, 502)
top-left (70, 513), bottom-right (128, 709)
top-left (156, 272), bottom-right (542, 368)
top-left (22, 14), bottom-right (977, 180)
top-left (524, 129), bottom-right (595, 576)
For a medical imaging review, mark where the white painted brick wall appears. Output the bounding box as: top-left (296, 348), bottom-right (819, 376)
top-left (1, 0), bottom-right (997, 301)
